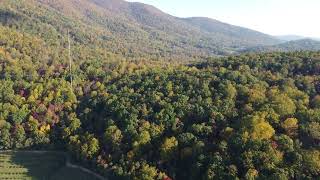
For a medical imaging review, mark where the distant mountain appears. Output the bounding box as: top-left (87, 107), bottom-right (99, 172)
top-left (243, 39), bottom-right (320, 53)
top-left (0, 0), bottom-right (281, 61)
top-left (182, 17), bottom-right (279, 47)
top-left (276, 35), bottom-right (320, 42)
top-left (276, 35), bottom-right (306, 41)
top-left (312, 37), bottom-right (320, 41)
top-left (2, 0), bottom-right (319, 61)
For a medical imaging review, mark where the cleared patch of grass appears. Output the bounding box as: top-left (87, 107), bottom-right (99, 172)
top-left (0, 151), bottom-right (100, 180)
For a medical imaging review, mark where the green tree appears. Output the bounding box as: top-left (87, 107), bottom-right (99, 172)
top-left (160, 137), bottom-right (178, 160)
top-left (281, 118), bottom-right (298, 136)
top-left (0, 121), bottom-right (12, 149)
top-left (104, 125), bottom-right (123, 149)
top-left (302, 150), bottom-right (320, 175)
top-left (134, 162), bottom-right (158, 180)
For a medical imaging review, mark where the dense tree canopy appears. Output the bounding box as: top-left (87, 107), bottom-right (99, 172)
top-left (0, 27), bottom-right (320, 180)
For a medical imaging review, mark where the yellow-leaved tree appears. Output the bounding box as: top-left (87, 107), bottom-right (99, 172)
top-left (242, 112), bottom-right (275, 141)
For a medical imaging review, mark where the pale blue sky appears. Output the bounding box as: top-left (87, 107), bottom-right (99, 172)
top-left (126, 0), bottom-right (320, 38)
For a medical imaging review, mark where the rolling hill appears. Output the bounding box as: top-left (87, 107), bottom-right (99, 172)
top-left (242, 39), bottom-right (320, 53)
top-left (0, 0), bottom-right (282, 61)
top-left (1, 0), bottom-right (319, 62)
top-left (276, 35), bottom-right (306, 41)
top-left (277, 35), bottom-right (320, 42)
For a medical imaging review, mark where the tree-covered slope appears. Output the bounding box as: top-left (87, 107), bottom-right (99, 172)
top-left (243, 39), bottom-right (320, 53)
top-left (0, 0), bottom-right (281, 61)
top-left (276, 35), bottom-right (306, 41)
top-left (1, 1), bottom-right (320, 180)
top-left (183, 17), bottom-right (279, 47)
top-left (1, 44), bottom-right (320, 179)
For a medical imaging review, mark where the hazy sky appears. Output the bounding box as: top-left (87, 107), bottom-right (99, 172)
top-left (126, 0), bottom-right (320, 38)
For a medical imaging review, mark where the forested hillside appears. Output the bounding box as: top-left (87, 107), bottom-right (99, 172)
top-left (243, 39), bottom-right (320, 53)
top-left (1, 0), bottom-right (320, 180)
top-left (1, 36), bottom-right (320, 179)
top-left (0, 0), bottom-right (282, 61)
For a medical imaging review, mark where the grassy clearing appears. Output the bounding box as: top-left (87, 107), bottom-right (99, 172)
top-left (0, 151), bottom-right (101, 180)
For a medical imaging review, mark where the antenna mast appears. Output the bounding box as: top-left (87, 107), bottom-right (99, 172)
top-left (67, 29), bottom-right (73, 89)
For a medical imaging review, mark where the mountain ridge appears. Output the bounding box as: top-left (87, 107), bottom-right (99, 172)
top-left (0, 0), bottom-right (282, 61)
top-left (276, 35), bottom-right (306, 41)
top-left (242, 38), bottom-right (320, 53)
top-left (1, 0), bottom-right (319, 61)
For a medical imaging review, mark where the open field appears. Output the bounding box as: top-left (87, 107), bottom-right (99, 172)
top-left (0, 151), bottom-right (101, 180)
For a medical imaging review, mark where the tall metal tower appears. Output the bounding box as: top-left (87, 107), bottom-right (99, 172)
top-left (67, 29), bottom-right (73, 89)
